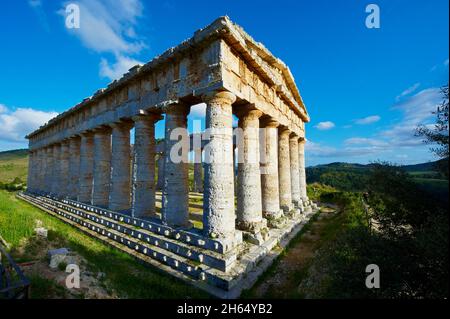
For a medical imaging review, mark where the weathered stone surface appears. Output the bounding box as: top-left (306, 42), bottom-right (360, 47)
top-left (132, 114), bottom-right (159, 217)
top-left (193, 147), bottom-right (203, 193)
top-left (260, 119), bottom-right (282, 220)
top-left (68, 137), bottom-right (81, 199)
top-left (59, 141), bottom-right (70, 198)
top-left (48, 248), bottom-right (74, 269)
top-left (45, 146), bottom-right (54, 194)
top-left (92, 128), bottom-right (112, 207)
top-left (236, 108), bottom-right (265, 233)
top-left (298, 138), bottom-right (308, 201)
top-left (51, 144), bottom-right (61, 196)
top-left (289, 134), bottom-right (301, 207)
top-left (35, 227), bottom-right (48, 238)
top-left (202, 91), bottom-right (236, 239)
top-left (278, 127), bottom-right (292, 212)
top-left (162, 104), bottom-right (190, 227)
top-left (78, 132), bottom-right (94, 203)
top-left (109, 122), bottom-right (133, 212)
top-left (156, 151), bottom-right (165, 191)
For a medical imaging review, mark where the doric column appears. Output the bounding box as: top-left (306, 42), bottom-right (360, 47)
top-left (109, 121), bottom-right (133, 212)
top-left (68, 137), bottom-right (81, 199)
top-left (156, 152), bottom-right (164, 191)
top-left (161, 103), bottom-right (190, 227)
top-left (236, 109), bottom-right (265, 233)
top-left (27, 151), bottom-right (35, 193)
top-left (260, 119), bottom-right (282, 219)
top-left (131, 114), bottom-right (160, 217)
top-left (38, 149), bottom-right (46, 193)
top-left (92, 127), bottom-right (112, 208)
top-left (34, 149), bottom-right (42, 193)
top-left (289, 134), bottom-right (301, 207)
top-left (298, 138), bottom-right (308, 201)
top-left (59, 141), bottom-right (70, 198)
top-left (44, 146), bottom-right (54, 194)
top-left (193, 146), bottom-right (203, 193)
top-left (202, 91), bottom-right (236, 239)
top-left (278, 127), bottom-right (292, 212)
top-left (51, 144), bottom-right (61, 196)
top-left (78, 132), bottom-right (94, 203)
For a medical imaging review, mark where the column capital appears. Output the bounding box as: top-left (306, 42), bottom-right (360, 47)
top-left (237, 108), bottom-right (263, 121)
top-left (92, 126), bottom-right (112, 134)
top-left (298, 137), bottom-right (306, 144)
top-left (109, 120), bottom-right (134, 130)
top-left (161, 102), bottom-right (190, 116)
top-left (80, 130), bottom-right (94, 137)
top-left (289, 132), bottom-right (299, 140)
top-left (278, 125), bottom-right (291, 137)
top-left (260, 116), bottom-right (279, 128)
top-left (202, 90), bottom-right (236, 105)
top-left (132, 112), bottom-right (163, 123)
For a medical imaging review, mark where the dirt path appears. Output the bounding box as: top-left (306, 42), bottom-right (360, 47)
top-left (248, 206), bottom-right (340, 298)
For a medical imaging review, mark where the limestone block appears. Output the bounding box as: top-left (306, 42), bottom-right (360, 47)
top-left (92, 128), bottom-right (112, 208)
top-left (161, 104), bottom-right (190, 227)
top-left (278, 127), bottom-right (292, 212)
top-left (202, 91), bottom-right (236, 239)
top-left (109, 122), bottom-right (133, 212)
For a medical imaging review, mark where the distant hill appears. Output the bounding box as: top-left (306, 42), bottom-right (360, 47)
top-left (0, 149), bottom-right (29, 184)
top-left (0, 149), bottom-right (28, 161)
top-left (306, 159), bottom-right (448, 200)
top-left (0, 148), bottom-right (447, 199)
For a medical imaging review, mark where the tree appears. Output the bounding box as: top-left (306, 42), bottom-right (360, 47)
top-left (416, 84), bottom-right (449, 178)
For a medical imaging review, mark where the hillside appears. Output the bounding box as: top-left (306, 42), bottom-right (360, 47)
top-left (306, 159), bottom-right (448, 200)
top-left (0, 148), bottom-right (447, 199)
top-left (0, 149), bottom-right (28, 184)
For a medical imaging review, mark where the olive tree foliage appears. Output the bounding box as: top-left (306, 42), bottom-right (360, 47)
top-left (416, 84), bottom-right (449, 178)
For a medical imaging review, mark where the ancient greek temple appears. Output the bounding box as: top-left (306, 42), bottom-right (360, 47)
top-left (20, 16), bottom-right (317, 298)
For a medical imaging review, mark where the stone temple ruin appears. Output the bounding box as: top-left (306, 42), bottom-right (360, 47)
top-left (19, 16), bottom-right (318, 298)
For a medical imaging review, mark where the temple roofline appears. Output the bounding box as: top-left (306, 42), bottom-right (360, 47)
top-left (26, 16), bottom-right (309, 139)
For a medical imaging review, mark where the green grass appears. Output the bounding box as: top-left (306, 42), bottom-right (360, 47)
top-left (0, 149), bottom-right (28, 184)
top-left (0, 190), bottom-right (209, 299)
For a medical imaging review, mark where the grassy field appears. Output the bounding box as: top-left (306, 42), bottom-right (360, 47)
top-left (0, 190), bottom-right (209, 299)
top-left (0, 149), bottom-right (28, 184)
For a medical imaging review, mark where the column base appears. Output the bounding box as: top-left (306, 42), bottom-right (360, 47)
top-left (263, 210), bottom-right (288, 229)
top-left (237, 219), bottom-right (270, 246)
top-left (210, 230), bottom-right (243, 253)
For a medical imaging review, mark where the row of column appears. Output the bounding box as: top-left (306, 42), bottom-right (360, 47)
top-left (27, 89), bottom-right (308, 244)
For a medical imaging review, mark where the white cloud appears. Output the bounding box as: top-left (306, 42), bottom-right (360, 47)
top-left (306, 86), bottom-right (444, 164)
top-left (60, 0), bottom-right (146, 80)
top-left (0, 104), bottom-right (58, 143)
top-left (314, 121), bottom-right (335, 130)
top-left (0, 104), bottom-right (7, 114)
top-left (396, 83), bottom-right (420, 101)
top-left (391, 87), bottom-right (441, 124)
top-left (99, 55), bottom-right (143, 80)
top-left (354, 115), bottom-right (381, 125)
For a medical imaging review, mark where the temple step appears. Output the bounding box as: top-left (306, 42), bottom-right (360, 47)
top-left (18, 192), bottom-right (237, 273)
top-left (17, 193), bottom-right (242, 292)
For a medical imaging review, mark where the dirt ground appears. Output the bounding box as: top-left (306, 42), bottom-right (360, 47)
top-left (250, 207), bottom-right (339, 298)
top-left (13, 233), bottom-right (117, 299)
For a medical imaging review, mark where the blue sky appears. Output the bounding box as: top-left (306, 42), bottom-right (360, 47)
top-left (0, 0), bottom-right (448, 166)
